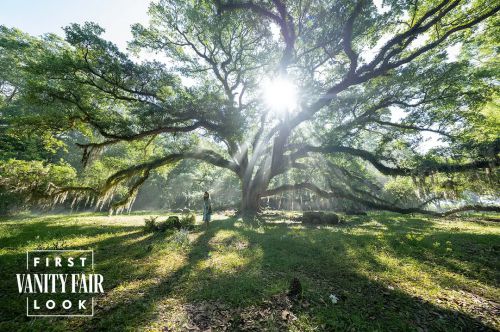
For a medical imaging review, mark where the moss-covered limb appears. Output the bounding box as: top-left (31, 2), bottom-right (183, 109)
top-left (261, 181), bottom-right (438, 215)
top-left (109, 170), bottom-right (151, 215)
top-left (262, 181), bottom-right (499, 216)
top-left (49, 149), bottom-right (239, 212)
top-left (48, 185), bottom-right (98, 195)
top-left (442, 205), bottom-right (500, 217)
top-left (45, 88), bottom-right (230, 167)
top-left (44, 184), bottom-right (99, 209)
top-left (103, 149), bottom-right (238, 188)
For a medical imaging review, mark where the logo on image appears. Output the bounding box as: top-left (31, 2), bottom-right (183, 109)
top-left (16, 249), bottom-right (104, 317)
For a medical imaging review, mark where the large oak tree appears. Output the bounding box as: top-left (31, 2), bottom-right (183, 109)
top-left (1, 0), bottom-right (499, 215)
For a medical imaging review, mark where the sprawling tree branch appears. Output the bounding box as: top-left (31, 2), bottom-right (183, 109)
top-left (292, 144), bottom-right (498, 176)
top-left (106, 150), bottom-right (239, 185)
top-left (442, 205), bottom-right (500, 216)
top-left (263, 182), bottom-right (499, 216)
top-left (272, 1), bottom-right (500, 139)
top-left (52, 149), bottom-right (240, 212)
top-left (372, 120), bottom-right (453, 138)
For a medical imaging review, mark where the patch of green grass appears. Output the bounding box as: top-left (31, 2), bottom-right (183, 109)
top-left (0, 212), bottom-right (498, 331)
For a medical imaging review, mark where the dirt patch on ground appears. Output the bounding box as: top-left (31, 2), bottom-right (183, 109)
top-left (164, 293), bottom-right (299, 331)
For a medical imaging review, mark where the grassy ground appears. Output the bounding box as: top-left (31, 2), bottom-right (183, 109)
top-left (0, 211), bottom-right (499, 331)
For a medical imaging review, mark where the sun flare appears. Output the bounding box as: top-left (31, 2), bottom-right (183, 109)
top-left (262, 77), bottom-right (298, 113)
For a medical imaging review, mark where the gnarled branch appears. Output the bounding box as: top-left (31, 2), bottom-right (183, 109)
top-left (262, 182), bottom-right (499, 216)
top-left (292, 144), bottom-right (498, 176)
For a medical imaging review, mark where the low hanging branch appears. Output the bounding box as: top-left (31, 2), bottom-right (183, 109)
top-left (45, 185), bottom-right (99, 210)
top-left (262, 182), bottom-right (500, 216)
top-left (441, 205), bottom-right (500, 217)
top-left (50, 149), bottom-right (240, 213)
top-left (108, 169), bottom-right (151, 215)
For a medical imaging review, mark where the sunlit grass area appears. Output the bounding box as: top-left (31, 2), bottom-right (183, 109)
top-left (0, 212), bottom-right (499, 331)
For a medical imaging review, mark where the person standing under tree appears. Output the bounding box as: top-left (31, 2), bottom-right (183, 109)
top-left (202, 191), bottom-right (212, 227)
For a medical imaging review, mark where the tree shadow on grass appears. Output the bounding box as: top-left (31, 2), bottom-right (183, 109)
top-left (382, 230), bottom-right (500, 290)
top-left (352, 213), bottom-right (500, 289)
top-left (327, 213), bottom-right (499, 280)
top-left (85, 218), bottom-right (497, 331)
top-left (229, 222), bottom-right (497, 331)
top-left (339, 213), bottom-right (438, 231)
top-left (0, 215), bottom-right (140, 248)
top-left (0, 219), bottom-right (169, 330)
top-left (77, 218), bottom-right (231, 331)
top-left (1, 215), bottom-right (497, 331)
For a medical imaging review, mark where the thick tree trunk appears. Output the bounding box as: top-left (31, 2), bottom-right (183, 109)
top-left (241, 190), bottom-right (261, 214)
top-left (240, 174), bottom-right (266, 215)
